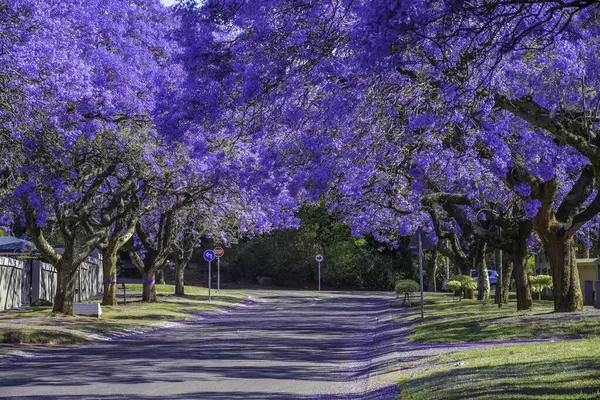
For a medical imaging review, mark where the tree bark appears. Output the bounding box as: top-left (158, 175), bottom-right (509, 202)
top-left (53, 262), bottom-right (77, 315)
top-left (512, 248), bottom-right (533, 311)
top-left (101, 246), bottom-right (118, 306)
top-left (531, 176), bottom-right (585, 312)
top-left (175, 261), bottom-right (186, 296)
top-left (476, 243), bottom-right (490, 300)
top-left (142, 270), bottom-right (157, 302)
top-left (157, 268), bottom-right (166, 285)
top-left (496, 256), bottom-right (513, 305)
top-left (512, 222), bottom-right (533, 311)
top-left (543, 235), bottom-right (583, 312)
top-left (100, 216), bottom-right (137, 306)
top-left (426, 250), bottom-right (437, 292)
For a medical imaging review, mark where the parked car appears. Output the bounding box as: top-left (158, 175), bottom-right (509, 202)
top-left (471, 269), bottom-right (498, 290)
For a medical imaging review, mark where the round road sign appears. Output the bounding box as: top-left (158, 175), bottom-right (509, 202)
top-left (203, 250), bottom-right (215, 262)
top-left (214, 247), bottom-right (224, 258)
top-left (315, 254), bottom-right (323, 262)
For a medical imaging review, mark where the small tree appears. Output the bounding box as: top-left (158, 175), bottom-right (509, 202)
top-left (395, 279), bottom-right (420, 306)
top-left (445, 280), bottom-right (462, 301)
top-left (530, 275), bottom-right (553, 300)
top-left (451, 275), bottom-right (477, 301)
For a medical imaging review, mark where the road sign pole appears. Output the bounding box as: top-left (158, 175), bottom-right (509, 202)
top-left (419, 231), bottom-right (424, 319)
top-left (217, 257), bottom-right (220, 291)
top-left (318, 262), bottom-right (321, 291)
top-left (203, 249), bottom-right (216, 302)
top-left (315, 254), bottom-right (323, 291)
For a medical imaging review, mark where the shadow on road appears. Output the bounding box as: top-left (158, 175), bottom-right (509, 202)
top-left (0, 291), bottom-right (403, 399)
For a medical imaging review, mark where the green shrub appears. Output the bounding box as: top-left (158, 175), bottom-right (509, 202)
top-left (530, 275), bottom-right (552, 293)
top-left (445, 280), bottom-right (461, 292)
top-left (395, 279), bottom-right (420, 305)
top-left (452, 275), bottom-right (476, 289)
top-left (450, 275), bottom-right (477, 300)
top-left (395, 279), bottom-right (420, 295)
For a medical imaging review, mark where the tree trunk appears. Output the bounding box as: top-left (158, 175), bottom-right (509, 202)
top-left (457, 259), bottom-right (474, 299)
top-left (101, 246), bottom-right (118, 306)
top-left (583, 240), bottom-right (590, 258)
top-left (512, 250), bottom-right (532, 310)
top-left (512, 223), bottom-right (533, 311)
top-left (175, 261), bottom-right (186, 296)
top-left (476, 243), bottom-right (490, 300)
top-left (157, 268), bottom-right (166, 285)
top-left (426, 250), bottom-right (437, 292)
top-left (494, 249), bottom-right (502, 305)
top-left (544, 235), bottom-right (583, 312)
top-left (496, 256), bottom-right (513, 305)
top-left (53, 263), bottom-right (77, 315)
top-left (142, 270), bottom-right (157, 302)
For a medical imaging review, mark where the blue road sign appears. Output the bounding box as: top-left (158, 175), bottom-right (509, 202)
top-left (203, 250), bottom-right (215, 262)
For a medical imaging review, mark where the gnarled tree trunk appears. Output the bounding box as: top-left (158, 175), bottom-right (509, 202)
top-left (542, 235), bottom-right (583, 312)
top-left (101, 217), bottom-right (137, 306)
top-left (532, 177), bottom-right (584, 312)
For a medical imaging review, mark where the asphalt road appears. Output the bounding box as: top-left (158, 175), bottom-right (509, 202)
top-left (0, 290), bottom-right (401, 400)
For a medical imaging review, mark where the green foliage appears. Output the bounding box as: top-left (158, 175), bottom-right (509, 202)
top-left (452, 274), bottom-right (477, 290)
top-left (530, 275), bottom-right (553, 293)
top-left (225, 204), bottom-right (412, 290)
top-left (445, 280), bottom-right (461, 292)
top-left (395, 279), bottom-right (420, 295)
top-left (449, 274), bottom-right (477, 299)
top-left (526, 255), bottom-right (535, 274)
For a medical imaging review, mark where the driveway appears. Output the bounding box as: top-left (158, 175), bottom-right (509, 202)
top-left (0, 290), bottom-right (401, 399)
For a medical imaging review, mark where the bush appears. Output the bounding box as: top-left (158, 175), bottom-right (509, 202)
top-left (530, 275), bottom-right (552, 294)
top-left (395, 279), bottom-right (420, 305)
top-left (452, 274), bottom-right (477, 289)
top-left (395, 279), bottom-right (420, 295)
top-left (450, 275), bottom-right (477, 300)
top-left (445, 280), bottom-right (461, 292)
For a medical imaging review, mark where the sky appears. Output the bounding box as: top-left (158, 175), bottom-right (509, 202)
top-left (160, 0), bottom-right (177, 6)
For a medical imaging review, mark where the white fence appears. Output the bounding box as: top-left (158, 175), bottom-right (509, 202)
top-left (0, 252), bottom-right (103, 312)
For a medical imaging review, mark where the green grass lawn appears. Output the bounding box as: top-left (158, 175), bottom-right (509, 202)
top-left (398, 338), bottom-right (600, 399)
top-left (396, 293), bottom-right (600, 398)
top-left (99, 284), bottom-right (247, 322)
top-left (0, 329), bottom-right (85, 345)
top-left (399, 294), bottom-right (600, 343)
top-left (0, 284), bottom-right (246, 344)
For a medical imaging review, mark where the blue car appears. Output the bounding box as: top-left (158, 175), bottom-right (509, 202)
top-left (471, 269), bottom-right (498, 289)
